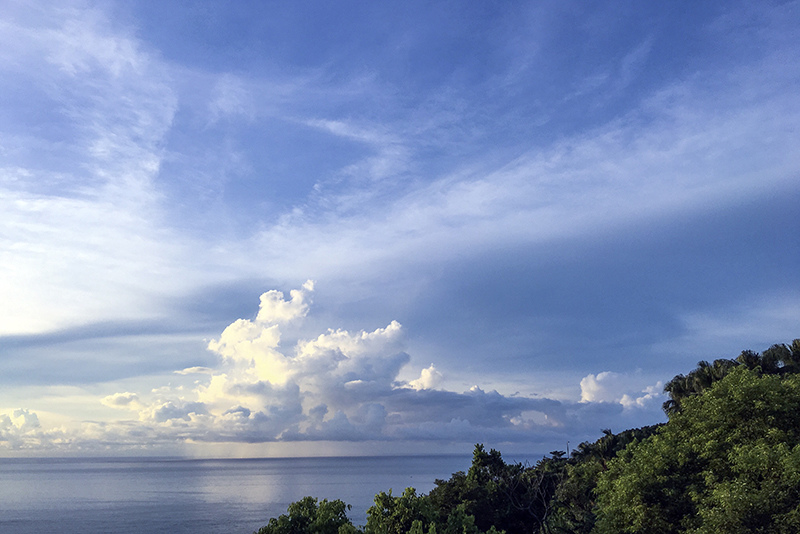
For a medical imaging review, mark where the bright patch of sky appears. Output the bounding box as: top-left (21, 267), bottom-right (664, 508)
top-left (1, 0), bottom-right (798, 456)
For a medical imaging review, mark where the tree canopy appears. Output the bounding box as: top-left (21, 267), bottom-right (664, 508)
top-left (255, 338), bottom-right (800, 534)
top-left (594, 367), bottom-right (800, 534)
top-left (662, 340), bottom-right (800, 415)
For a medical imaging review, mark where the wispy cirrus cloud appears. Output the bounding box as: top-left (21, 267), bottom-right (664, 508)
top-left (243, 61), bottom-right (800, 284)
top-left (1, 0), bottom-right (797, 456)
top-left (0, 1), bottom-right (189, 335)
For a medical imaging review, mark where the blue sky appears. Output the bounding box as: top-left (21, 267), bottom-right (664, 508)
top-left (1, 0), bottom-right (798, 457)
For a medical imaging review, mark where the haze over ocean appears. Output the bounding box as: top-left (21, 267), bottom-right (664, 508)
top-left (1, 1), bottom-right (798, 458)
top-left (0, 455), bottom-right (473, 534)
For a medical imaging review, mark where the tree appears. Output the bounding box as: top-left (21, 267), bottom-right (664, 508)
top-left (594, 367), bottom-right (800, 534)
top-left (255, 496), bottom-right (354, 534)
top-left (427, 444), bottom-right (568, 534)
top-left (366, 488), bottom-right (435, 534)
top-left (662, 339), bottom-right (800, 415)
top-left (662, 358), bottom-right (738, 415)
top-left (546, 425), bottom-right (660, 534)
top-left (365, 482), bottom-right (505, 534)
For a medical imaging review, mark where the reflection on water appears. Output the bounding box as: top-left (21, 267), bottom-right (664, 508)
top-left (0, 456), bottom-right (471, 534)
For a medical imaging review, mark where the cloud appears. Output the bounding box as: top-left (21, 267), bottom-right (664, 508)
top-left (2, 1), bottom-right (796, 346)
top-left (5, 409), bottom-right (40, 432)
top-left (256, 280), bottom-right (315, 324)
top-left (208, 73), bottom-right (256, 124)
top-left (620, 384), bottom-right (663, 410)
top-left (101, 392), bottom-right (140, 409)
top-left (305, 119), bottom-right (410, 186)
top-left (253, 97), bottom-right (799, 292)
top-left (580, 371), bottom-right (664, 410)
top-left (675, 292), bottom-right (800, 354)
top-left (0, 282), bottom-right (667, 452)
top-left (238, 7), bottom-right (800, 288)
top-left (580, 372), bottom-right (627, 403)
top-left (175, 367), bottom-right (214, 375)
top-left (1, 2), bottom-right (791, 455)
top-left (0, 0), bottom-right (190, 336)
top-left (140, 400), bottom-right (209, 424)
top-left (409, 364), bottom-right (443, 390)
top-left (0, 408), bottom-right (72, 451)
top-left (0, 283), bottom-right (660, 451)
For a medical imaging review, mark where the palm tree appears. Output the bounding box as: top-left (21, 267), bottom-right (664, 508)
top-left (663, 359), bottom-right (738, 415)
top-left (736, 349), bottom-right (761, 370)
top-left (663, 373), bottom-right (692, 415)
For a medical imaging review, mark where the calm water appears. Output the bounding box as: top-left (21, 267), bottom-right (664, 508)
top-left (0, 455), bottom-right (471, 534)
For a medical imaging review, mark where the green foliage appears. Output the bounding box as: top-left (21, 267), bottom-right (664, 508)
top-left (360, 444), bottom-right (571, 534)
top-left (364, 477), bottom-right (507, 534)
top-left (662, 340), bottom-right (800, 415)
top-left (547, 426), bottom-right (660, 534)
top-left (254, 339), bottom-right (800, 534)
top-left (594, 367), bottom-right (800, 534)
top-left (548, 457), bottom-right (604, 534)
top-left (366, 488), bottom-right (435, 534)
top-left (255, 496), bottom-right (354, 534)
top-left (428, 444), bottom-right (567, 534)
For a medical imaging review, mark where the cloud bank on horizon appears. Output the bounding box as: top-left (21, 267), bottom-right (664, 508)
top-left (0, 0), bottom-right (798, 455)
top-left (2, 283), bottom-right (661, 454)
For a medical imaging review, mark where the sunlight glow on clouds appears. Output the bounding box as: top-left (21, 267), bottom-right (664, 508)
top-left (2, 283), bottom-right (664, 452)
top-left (0, 0), bottom-right (797, 455)
top-left (409, 365), bottom-right (444, 391)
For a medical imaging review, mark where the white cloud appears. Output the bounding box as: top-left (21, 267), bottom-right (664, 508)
top-left (620, 383), bottom-right (663, 410)
top-left (140, 400), bottom-right (209, 424)
top-left (2, 0), bottom-right (796, 343)
top-left (1, 363), bottom-right (668, 453)
top-left (409, 364), bottom-right (443, 390)
top-left (101, 392), bottom-right (140, 409)
top-left (305, 119), bottom-right (410, 186)
top-left (6, 409), bottom-right (40, 432)
top-left (256, 280), bottom-right (315, 324)
top-left (0, 1), bottom-right (195, 336)
top-left (5, 283), bottom-right (639, 450)
top-left (580, 371), bottom-right (664, 410)
top-left (0, 408), bottom-right (72, 451)
top-left (175, 367), bottom-right (214, 375)
top-left (205, 282), bottom-right (316, 384)
top-left (0, 2), bottom-right (793, 455)
top-left (580, 372), bottom-right (626, 403)
top-left (240, 28), bottom-right (800, 287)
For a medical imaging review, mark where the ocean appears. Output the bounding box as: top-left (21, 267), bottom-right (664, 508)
top-left (0, 455), bottom-right (472, 534)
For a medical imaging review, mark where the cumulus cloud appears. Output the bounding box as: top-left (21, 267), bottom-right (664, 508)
top-left (256, 280), bottom-right (315, 324)
top-left (2, 283), bottom-right (666, 451)
top-left (409, 364), bottom-right (443, 390)
top-left (620, 383), bottom-right (663, 410)
top-left (140, 400), bottom-right (209, 424)
top-left (91, 282), bottom-right (570, 445)
top-left (101, 392), bottom-right (140, 409)
top-left (580, 372), bottom-right (627, 403)
top-left (5, 409), bottom-right (40, 432)
top-left (580, 371), bottom-right (664, 410)
top-left (0, 408), bottom-right (71, 450)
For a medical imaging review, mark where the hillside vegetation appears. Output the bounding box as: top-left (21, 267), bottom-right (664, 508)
top-left (255, 339), bottom-right (800, 534)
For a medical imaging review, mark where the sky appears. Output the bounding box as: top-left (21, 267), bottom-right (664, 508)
top-left (0, 0), bottom-right (798, 458)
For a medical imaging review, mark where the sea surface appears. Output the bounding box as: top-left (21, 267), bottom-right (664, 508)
top-left (0, 455), bottom-right (472, 534)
